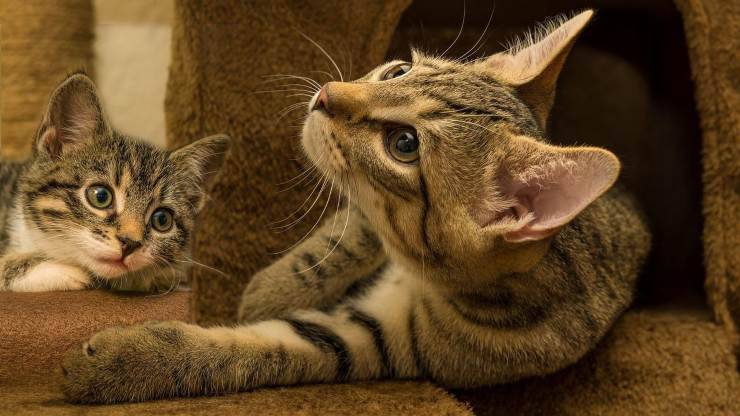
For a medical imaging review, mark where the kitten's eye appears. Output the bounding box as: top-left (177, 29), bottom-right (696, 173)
top-left (150, 208), bottom-right (174, 232)
top-left (382, 63), bottom-right (412, 80)
top-left (386, 128), bottom-right (419, 163)
top-left (85, 186), bottom-right (114, 209)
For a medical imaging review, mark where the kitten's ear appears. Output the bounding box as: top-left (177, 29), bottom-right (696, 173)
top-left (484, 10), bottom-right (594, 128)
top-left (169, 134), bottom-right (231, 190)
top-left (477, 136), bottom-right (619, 243)
top-left (34, 73), bottom-right (110, 158)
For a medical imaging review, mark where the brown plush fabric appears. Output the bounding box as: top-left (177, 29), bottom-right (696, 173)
top-left (674, 0), bottom-right (740, 347)
top-left (0, 291), bottom-right (190, 386)
top-left (0, 381), bottom-right (471, 416)
top-left (165, 0), bottom-right (412, 325)
top-left (0, 0), bottom-right (94, 161)
top-left (457, 309), bottom-right (740, 416)
top-left (0, 291), bottom-right (469, 416)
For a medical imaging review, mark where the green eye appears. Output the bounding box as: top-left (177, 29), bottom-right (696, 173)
top-left (85, 186), bottom-right (114, 209)
top-left (150, 208), bottom-right (174, 232)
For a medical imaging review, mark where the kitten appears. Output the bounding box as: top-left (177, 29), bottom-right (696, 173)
top-left (62, 11), bottom-right (651, 403)
top-left (0, 73), bottom-right (229, 292)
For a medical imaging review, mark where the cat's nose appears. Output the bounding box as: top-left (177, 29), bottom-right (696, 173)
top-left (117, 236), bottom-right (142, 259)
top-left (312, 85), bottom-right (331, 114)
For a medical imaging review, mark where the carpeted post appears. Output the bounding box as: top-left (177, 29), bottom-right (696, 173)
top-left (166, 0), bottom-right (412, 324)
top-left (673, 0), bottom-right (740, 349)
top-left (0, 0), bottom-right (94, 161)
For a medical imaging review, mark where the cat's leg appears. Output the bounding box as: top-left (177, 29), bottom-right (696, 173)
top-left (0, 252), bottom-right (92, 292)
top-left (63, 268), bottom-right (422, 404)
top-left (239, 205), bottom-right (386, 322)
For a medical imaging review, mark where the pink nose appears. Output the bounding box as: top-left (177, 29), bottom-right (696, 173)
top-left (312, 85), bottom-right (331, 113)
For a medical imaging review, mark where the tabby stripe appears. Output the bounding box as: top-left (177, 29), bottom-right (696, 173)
top-left (447, 297), bottom-right (549, 329)
top-left (36, 180), bottom-right (79, 195)
top-left (365, 173), bottom-right (414, 202)
top-left (424, 92), bottom-right (506, 119)
top-left (284, 318), bottom-right (352, 381)
top-left (408, 308), bottom-right (429, 378)
top-left (41, 209), bottom-right (71, 220)
top-left (347, 307), bottom-right (395, 378)
top-left (418, 172), bottom-right (442, 263)
top-left (341, 261), bottom-right (387, 300)
top-left (383, 200), bottom-right (426, 261)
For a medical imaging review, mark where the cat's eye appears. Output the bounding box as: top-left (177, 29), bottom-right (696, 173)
top-left (382, 63), bottom-right (412, 80)
top-left (150, 208), bottom-right (174, 232)
top-left (85, 186), bottom-right (114, 209)
top-left (386, 128), bottom-right (419, 163)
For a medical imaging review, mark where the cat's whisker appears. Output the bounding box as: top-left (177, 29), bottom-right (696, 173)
top-left (263, 74), bottom-right (322, 90)
top-left (439, 0), bottom-right (467, 58)
top-left (272, 174), bottom-right (335, 255)
top-left (270, 161), bottom-right (326, 221)
top-left (271, 173), bottom-right (327, 227)
top-left (299, 33), bottom-right (344, 82)
top-left (295, 187), bottom-right (352, 275)
top-left (278, 159), bottom-right (324, 193)
top-left (271, 174), bottom-right (332, 232)
top-left (309, 70), bottom-right (335, 83)
top-left (456, 2), bottom-right (495, 63)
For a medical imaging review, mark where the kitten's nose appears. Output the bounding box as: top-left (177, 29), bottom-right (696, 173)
top-left (117, 236), bottom-right (142, 259)
top-left (312, 85), bottom-right (331, 114)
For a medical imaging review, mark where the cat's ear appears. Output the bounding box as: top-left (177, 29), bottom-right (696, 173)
top-left (34, 73), bottom-right (110, 158)
top-left (476, 136), bottom-right (619, 243)
top-left (169, 135), bottom-right (231, 190)
top-left (483, 10), bottom-right (593, 128)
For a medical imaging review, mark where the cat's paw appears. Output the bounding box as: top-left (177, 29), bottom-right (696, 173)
top-left (62, 321), bottom-right (199, 403)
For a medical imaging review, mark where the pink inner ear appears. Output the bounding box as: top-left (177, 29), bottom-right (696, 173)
top-left (503, 151), bottom-right (618, 242)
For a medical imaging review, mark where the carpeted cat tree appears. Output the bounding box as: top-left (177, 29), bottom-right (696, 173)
top-left (0, 0), bottom-right (738, 415)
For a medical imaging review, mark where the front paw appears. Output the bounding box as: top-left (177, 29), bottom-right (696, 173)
top-left (62, 321), bottom-right (199, 403)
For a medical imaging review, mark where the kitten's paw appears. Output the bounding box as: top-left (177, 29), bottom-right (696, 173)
top-left (62, 321), bottom-right (199, 403)
top-left (10, 262), bottom-right (90, 292)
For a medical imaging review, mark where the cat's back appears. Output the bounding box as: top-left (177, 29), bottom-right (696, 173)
top-left (552, 185), bottom-right (652, 299)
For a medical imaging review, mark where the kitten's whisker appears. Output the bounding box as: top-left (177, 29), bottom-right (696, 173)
top-left (175, 258), bottom-right (231, 279)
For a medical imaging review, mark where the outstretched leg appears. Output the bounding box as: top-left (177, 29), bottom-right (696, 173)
top-left (63, 266), bottom-right (421, 404)
top-left (239, 206), bottom-right (386, 322)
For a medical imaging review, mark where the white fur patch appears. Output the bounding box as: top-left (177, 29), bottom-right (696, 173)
top-left (9, 262), bottom-right (90, 292)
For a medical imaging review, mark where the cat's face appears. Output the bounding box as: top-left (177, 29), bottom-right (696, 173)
top-left (19, 74), bottom-right (229, 280)
top-left (301, 11), bottom-right (619, 277)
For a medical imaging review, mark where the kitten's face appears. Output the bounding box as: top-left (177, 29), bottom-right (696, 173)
top-left (301, 11), bottom-right (619, 278)
top-left (20, 74), bottom-right (229, 281)
top-left (24, 137), bottom-right (190, 278)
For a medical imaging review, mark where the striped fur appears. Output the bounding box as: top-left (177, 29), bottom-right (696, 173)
top-left (0, 74), bottom-right (229, 292)
top-left (62, 11), bottom-right (651, 404)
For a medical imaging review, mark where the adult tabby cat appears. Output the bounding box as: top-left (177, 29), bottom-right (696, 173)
top-left (0, 73), bottom-right (229, 292)
top-left (63, 11), bottom-right (650, 403)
